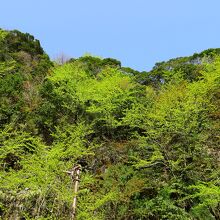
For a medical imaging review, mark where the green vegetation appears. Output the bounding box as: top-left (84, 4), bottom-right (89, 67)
top-left (0, 29), bottom-right (219, 219)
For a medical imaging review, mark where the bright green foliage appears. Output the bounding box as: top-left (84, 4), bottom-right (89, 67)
top-left (39, 63), bottom-right (137, 140)
top-left (0, 29), bottom-right (219, 219)
top-left (189, 182), bottom-right (220, 219)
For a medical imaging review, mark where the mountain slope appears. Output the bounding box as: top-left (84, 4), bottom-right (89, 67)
top-left (0, 29), bottom-right (219, 220)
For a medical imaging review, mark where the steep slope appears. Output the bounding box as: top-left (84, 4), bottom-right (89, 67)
top-left (0, 29), bottom-right (219, 220)
top-left (0, 29), bottom-right (52, 131)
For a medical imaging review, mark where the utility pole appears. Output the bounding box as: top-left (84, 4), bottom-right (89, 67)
top-left (65, 165), bottom-right (81, 220)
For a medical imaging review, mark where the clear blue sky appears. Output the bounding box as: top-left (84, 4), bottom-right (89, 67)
top-left (1, 0), bottom-right (220, 71)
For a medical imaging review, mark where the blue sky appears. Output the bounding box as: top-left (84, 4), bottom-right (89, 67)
top-left (1, 0), bottom-right (220, 71)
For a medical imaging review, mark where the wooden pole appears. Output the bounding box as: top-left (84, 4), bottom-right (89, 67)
top-left (65, 165), bottom-right (81, 220)
top-left (64, 164), bottom-right (81, 219)
top-left (71, 166), bottom-right (81, 220)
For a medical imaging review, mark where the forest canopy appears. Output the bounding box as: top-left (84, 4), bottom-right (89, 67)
top-left (0, 29), bottom-right (219, 220)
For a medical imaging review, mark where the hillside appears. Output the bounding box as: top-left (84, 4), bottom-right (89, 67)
top-left (0, 29), bottom-right (219, 220)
